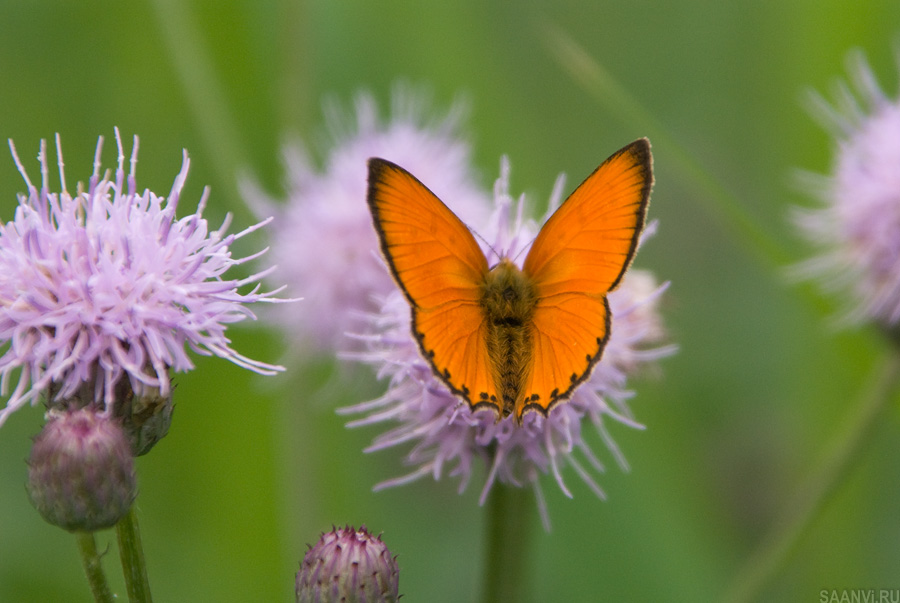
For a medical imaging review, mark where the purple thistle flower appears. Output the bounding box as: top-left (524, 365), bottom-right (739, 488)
top-left (0, 130), bottom-right (286, 427)
top-left (244, 87), bottom-right (491, 352)
top-left (793, 50), bottom-right (900, 327)
top-left (341, 157), bottom-right (674, 529)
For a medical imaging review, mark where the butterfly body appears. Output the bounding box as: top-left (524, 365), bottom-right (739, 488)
top-left (367, 139), bottom-right (652, 424)
top-left (478, 258), bottom-right (537, 417)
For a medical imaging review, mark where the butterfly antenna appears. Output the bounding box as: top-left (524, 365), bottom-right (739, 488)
top-left (470, 226), bottom-right (504, 262)
top-left (511, 241), bottom-right (531, 264)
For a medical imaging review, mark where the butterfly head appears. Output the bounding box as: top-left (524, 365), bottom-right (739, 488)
top-left (480, 258), bottom-right (537, 326)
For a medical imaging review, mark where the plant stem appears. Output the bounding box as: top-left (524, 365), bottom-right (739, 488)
top-left (480, 484), bottom-right (535, 603)
top-left (149, 0), bottom-right (248, 217)
top-left (724, 347), bottom-right (900, 603)
top-left (76, 531), bottom-right (115, 603)
top-left (117, 506), bottom-right (153, 603)
top-left (541, 23), bottom-right (790, 271)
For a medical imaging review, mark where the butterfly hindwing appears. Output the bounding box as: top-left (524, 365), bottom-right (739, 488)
top-left (367, 159), bottom-right (500, 412)
top-left (414, 302), bottom-right (497, 410)
top-left (520, 139), bottom-right (652, 415)
top-left (521, 292), bottom-right (611, 416)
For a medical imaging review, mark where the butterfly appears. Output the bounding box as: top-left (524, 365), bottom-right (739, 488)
top-left (367, 138), bottom-right (652, 424)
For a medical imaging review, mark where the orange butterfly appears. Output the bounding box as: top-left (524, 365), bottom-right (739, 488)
top-left (367, 138), bottom-right (652, 424)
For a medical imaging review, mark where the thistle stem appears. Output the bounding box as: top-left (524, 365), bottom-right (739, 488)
top-left (149, 0), bottom-right (248, 215)
top-left (76, 531), bottom-right (115, 603)
top-left (724, 347), bottom-right (900, 602)
top-left (117, 506), bottom-right (153, 603)
top-left (480, 484), bottom-right (535, 603)
top-left (542, 23), bottom-right (790, 271)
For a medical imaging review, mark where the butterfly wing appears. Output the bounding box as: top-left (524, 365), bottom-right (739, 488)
top-left (519, 138), bottom-right (652, 417)
top-left (367, 159), bottom-right (501, 414)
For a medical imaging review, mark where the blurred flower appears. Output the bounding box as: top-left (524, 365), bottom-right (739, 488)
top-left (27, 407), bottom-right (136, 532)
top-left (296, 525), bottom-right (399, 603)
top-left (0, 131), bottom-right (286, 428)
top-left (793, 50), bottom-right (900, 328)
top-left (342, 158), bottom-right (674, 529)
top-left (244, 86), bottom-right (491, 352)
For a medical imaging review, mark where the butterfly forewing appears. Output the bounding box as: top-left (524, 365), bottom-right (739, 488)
top-left (523, 139), bottom-right (651, 296)
top-left (519, 139), bottom-right (652, 414)
top-left (367, 159), bottom-right (500, 412)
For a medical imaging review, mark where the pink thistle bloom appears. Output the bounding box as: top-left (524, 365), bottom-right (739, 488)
top-left (341, 158), bottom-right (675, 529)
top-left (793, 50), bottom-right (900, 327)
top-left (244, 88), bottom-right (491, 352)
top-left (0, 131), bottom-right (286, 427)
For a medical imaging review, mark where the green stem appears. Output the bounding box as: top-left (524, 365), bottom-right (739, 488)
top-left (724, 347), bottom-right (900, 603)
top-left (149, 0), bottom-right (249, 216)
top-left (541, 23), bottom-right (790, 271)
top-left (76, 531), bottom-right (115, 603)
top-left (276, 0), bottom-right (313, 136)
top-left (117, 506), bottom-right (153, 603)
top-left (480, 484), bottom-right (535, 603)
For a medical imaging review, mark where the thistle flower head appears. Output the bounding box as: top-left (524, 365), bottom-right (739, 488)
top-left (27, 407), bottom-right (136, 532)
top-left (0, 131), bottom-right (285, 428)
top-left (296, 525), bottom-right (399, 603)
top-left (245, 87), bottom-right (490, 351)
top-left (343, 158), bottom-right (674, 528)
top-left (793, 50), bottom-right (900, 327)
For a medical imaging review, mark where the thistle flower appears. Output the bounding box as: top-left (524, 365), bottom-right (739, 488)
top-left (342, 158), bottom-right (674, 529)
top-left (244, 87), bottom-right (490, 351)
top-left (296, 525), bottom-right (399, 603)
top-left (27, 407), bottom-right (136, 532)
top-left (793, 50), bottom-right (900, 328)
top-left (0, 131), bottom-right (285, 429)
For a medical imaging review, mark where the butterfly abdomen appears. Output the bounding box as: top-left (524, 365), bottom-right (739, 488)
top-left (480, 259), bottom-right (537, 419)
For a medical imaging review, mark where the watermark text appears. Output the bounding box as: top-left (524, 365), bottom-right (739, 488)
top-left (820, 590), bottom-right (900, 603)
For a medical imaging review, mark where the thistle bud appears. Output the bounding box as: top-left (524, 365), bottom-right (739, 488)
top-left (48, 372), bottom-right (174, 457)
top-left (26, 408), bottom-right (136, 532)
top-left (296, 525), bottom-right (399, 603)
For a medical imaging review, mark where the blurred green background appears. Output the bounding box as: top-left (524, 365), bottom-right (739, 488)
top-left (1, 1), bottom-right (899, 601)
